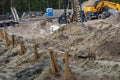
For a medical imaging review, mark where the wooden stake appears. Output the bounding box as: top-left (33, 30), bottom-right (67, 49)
top-left (0, 29), bottom-right (4, 38)
top-left (20, 41), bottom-right (25, 55)
top-left (12, 35), bottom-right (17, 48)
top-left (49, 49), bottom-right (58, 74)
top-left (64, 52), bottom-right (76, 80)
top-left (64, 52), bottom-right (69, 80)
top-left (33, 44), bottom-right (39, 62)
top-left (14, 35), bottom-right (17, 47)
top-left (4, 31), bottom-right (10, 47)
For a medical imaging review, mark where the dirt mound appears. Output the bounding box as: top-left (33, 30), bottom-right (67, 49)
top-left (104, 15), bottom-right (120, 24)
top-left (83, 24), bottom-right (120, 60)
top-left (43, 9), bottom-right (64, 18)
top-left (53, 9), bottom-right (64, 17)
top-left (50, 22), bottom-right (120, 61)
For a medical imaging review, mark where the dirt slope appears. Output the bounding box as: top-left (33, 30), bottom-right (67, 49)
top-left (0, 15), bottom-right (120, 80)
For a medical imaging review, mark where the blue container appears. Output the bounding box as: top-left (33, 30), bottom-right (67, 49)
top-left (46, 8), bottom-right (53, 16)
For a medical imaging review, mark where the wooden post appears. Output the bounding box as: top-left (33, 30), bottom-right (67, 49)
top-left (20, 41), bottom-right (25, 55)
top-left (12, 35), bottom-right (15, 48)
top-left (0, 29), bottom-right (4, 38)
top-left (64, 52), bottom-right (69, 80)
top-left (33, 44), bottom-right (39, 62)
top-left (64, 52), bottom-right (76, 80)
top-left (93, 53), bottom-right (96, 60)
top-left (49, 49), bottom-right (58, 74)
top-left (12, 35), bottom-right (17, 48)
top-left (4, 31), bottom-right (10, 47)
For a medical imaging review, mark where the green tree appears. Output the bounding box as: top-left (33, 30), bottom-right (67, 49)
top-left (0, 0), bottom-right (120, 15)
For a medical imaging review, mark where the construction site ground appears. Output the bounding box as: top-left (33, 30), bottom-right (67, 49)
top-left (0, 0), bottom-right (120, 79)
top-left (0, 13), bottom-right (120, 80)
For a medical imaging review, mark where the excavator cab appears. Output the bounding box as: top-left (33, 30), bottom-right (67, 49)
top-left (83, 0), bottom-right (101, 21)
top-left (98, 7), bottom-right (110, 19)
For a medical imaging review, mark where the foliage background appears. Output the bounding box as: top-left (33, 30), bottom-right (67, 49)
top-left (0, 0), bottom-right (120, 14)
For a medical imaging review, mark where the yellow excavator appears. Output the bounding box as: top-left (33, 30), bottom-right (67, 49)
top-left (83, 0), bottom-right (120, 21)
top-left (58, 0), bottom-right (120, 23)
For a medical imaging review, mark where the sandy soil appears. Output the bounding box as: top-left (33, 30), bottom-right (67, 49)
top-left (0, 14), bottom-right (119, 80)
top-left (0, 0), bottom-right (120, 78)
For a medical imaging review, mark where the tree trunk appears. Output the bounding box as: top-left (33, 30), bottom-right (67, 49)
top-left (2, 0), bottom-right (4, 14)
top-left (58, 0), bottom-right (61, 9)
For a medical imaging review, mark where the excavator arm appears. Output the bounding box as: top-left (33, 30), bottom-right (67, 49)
top-left (95, 0), bottom-right (104, 12)
top-left (104, 1), bottom-right (120, 12)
